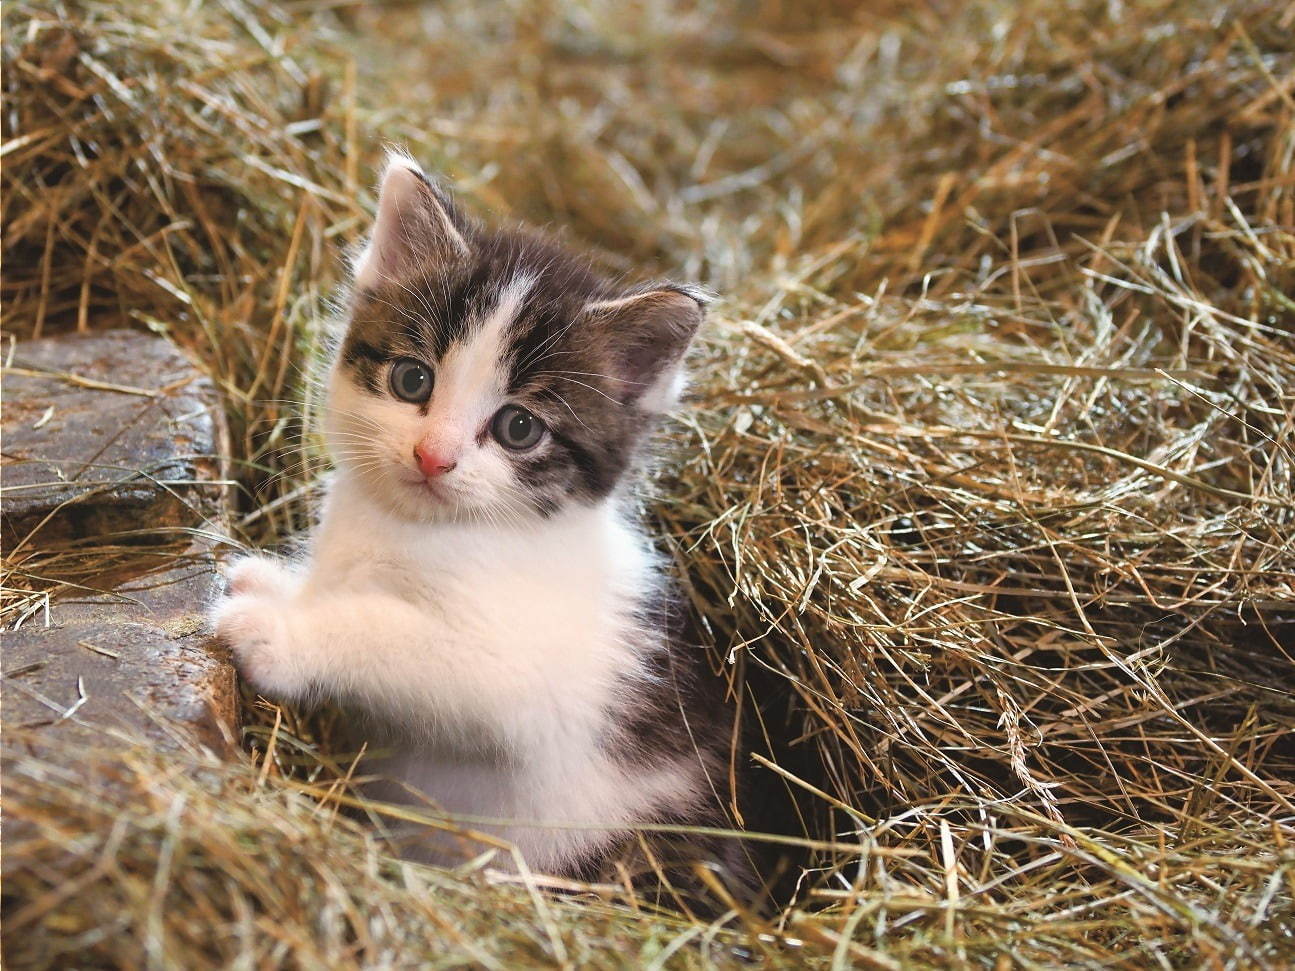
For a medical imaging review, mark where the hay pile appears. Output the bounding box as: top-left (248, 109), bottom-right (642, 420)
top-left (4, 0), bottom-right (1293, 966)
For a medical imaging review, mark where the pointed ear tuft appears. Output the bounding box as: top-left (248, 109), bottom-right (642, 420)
top-left (352, 152), bottom-right (473, 290)
top-left (584, 285), bottom-right (706, 412)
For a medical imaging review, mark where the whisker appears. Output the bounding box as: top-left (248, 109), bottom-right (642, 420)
top-left (546, 374), bottom-right (621, 404)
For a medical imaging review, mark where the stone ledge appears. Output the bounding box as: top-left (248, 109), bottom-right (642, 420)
top-left (3, 553), bottom-right (238, 754)
top-left (2, 328), bottom-right (239, 756)
top-left (2, 329), bottom-right (226, 548)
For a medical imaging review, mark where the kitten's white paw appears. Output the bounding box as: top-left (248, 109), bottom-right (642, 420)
top-left (213, 594), bottom-right (305, 699)
top-left (225, 554), bottom-right (297, 600)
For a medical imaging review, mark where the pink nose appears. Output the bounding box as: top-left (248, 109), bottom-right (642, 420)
top-left (413, 442), bottom-right (457, 479)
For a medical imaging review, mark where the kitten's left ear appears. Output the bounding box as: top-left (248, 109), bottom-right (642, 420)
top-left (584, 285), bottom-right (708, 412)
top-left (352, 152), bottom-right (473, 290)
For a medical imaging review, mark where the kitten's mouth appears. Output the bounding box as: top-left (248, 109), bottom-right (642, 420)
top-left (423, 481), bottom-right (453, 501)
top-left (392, 466), bottom-right (451, 501)
top-left (381, 469), bottom-right (474, 522)
top-left (408, 473), bottom-right (457, 504)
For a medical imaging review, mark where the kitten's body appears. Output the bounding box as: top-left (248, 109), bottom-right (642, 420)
top-left (296, 476), bottom-right (712, 872)
top-left (214, 153), bottom-right (746, 896)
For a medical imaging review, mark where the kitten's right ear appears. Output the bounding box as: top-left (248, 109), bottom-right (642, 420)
top-left (352, 153), bottom-right (472, 290)
top-left (583, 284), bottom-right (707, 413)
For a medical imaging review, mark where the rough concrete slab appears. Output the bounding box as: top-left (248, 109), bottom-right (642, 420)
top-left (2, 328), bottom-right (238, 755)
top-left (2, 329), bottom-right (225, 548)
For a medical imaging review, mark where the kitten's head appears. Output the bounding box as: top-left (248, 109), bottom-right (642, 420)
top-left (327, 152), bottom-right (705, 524)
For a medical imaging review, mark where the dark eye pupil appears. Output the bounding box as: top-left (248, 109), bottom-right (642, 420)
top-left (401, 370), bottom-right (424, 395)
top-left (508, 413), bottom-right (531, 442)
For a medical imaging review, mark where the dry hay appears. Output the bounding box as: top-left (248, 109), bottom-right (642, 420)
top-left (3, 0), bottom-right (1294, 966)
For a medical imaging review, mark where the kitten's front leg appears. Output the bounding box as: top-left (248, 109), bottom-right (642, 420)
top-left (211, 593), bottom-right (311, 699)
top-left (217, 586), bottom-right (528, 739)
top-left (212, 555), bottom-right (310, 699)
top-left (225, 553), bottom-right (300, 600)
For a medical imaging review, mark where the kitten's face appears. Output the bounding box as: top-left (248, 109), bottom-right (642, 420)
top-left (327, 155), bottom-right (703, 525)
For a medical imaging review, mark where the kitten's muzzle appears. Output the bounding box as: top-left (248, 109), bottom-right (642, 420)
top-left (413, 441), bottom-right (458, 479)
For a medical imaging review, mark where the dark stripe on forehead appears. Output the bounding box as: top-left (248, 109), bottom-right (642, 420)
top-left (399, 311), bottom-right (427, 350)
top-left (437, 260), bottom-right (497, 355)
top-left (373, 278), bottom-right (447, 358)
top-left (506, 298), bottom-right (570, 394)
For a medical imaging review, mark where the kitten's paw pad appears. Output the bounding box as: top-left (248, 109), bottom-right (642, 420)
top-left (225, 555), bottom-right (296, 599)
top-left (212, 595), bottom-right (303, 698)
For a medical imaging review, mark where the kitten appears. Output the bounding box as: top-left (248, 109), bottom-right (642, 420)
top-left (212, 152), bottom-right (750, 903)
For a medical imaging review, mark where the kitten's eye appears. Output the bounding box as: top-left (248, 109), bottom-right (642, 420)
top-left (389, 358), bottom-right (433, 404)
top-left (491, 406), bottom-right (545, 451)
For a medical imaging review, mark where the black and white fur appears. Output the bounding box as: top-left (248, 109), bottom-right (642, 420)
top-left (212, 153), bottom-right (747, 896)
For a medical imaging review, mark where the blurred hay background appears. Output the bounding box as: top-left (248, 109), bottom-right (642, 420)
top-left (3, 0), bottom-right (1294, 966)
